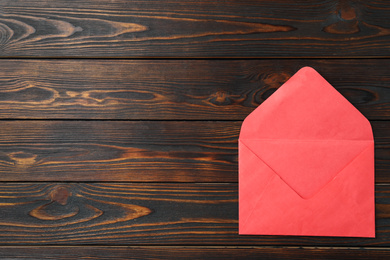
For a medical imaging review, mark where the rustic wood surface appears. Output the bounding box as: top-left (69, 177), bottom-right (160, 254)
top-left (0, 246), bottom-right (389, 260)
top-left (0, 183), bottom-right (389, 246)
top-left (0, 59), bottom-right (389, 120)
top-left (0, 0), bottom-right (389, 58)
top-left (0, 120), bottom-right (388, 182)
top-left (1, 0), bottom-right (389, 259)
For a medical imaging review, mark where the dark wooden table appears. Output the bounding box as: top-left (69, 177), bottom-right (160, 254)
top-left (0, 1), bottom-right (389, 259)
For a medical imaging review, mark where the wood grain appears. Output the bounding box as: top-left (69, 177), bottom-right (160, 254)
top-left (0, 183), bottom-right (389, 246)
top-left (1, 0), bottom-right (389, 257)
top-left (0, 1), bottom-right (389, 58)
top-left (0, 120), bottom-right (388, 182)
top-left (0, 59), bottom-right (389, 120)
top-left (0, 246), bottom-right (389, 260)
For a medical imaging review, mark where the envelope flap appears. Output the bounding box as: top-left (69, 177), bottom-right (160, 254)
top-left (239, 67), bottom-right (373, 141)
top-left (241, 139), bottom-right (371, 199)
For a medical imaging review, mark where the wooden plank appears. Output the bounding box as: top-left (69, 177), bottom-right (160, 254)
top-left (0, 59), bottom-right (389, 120)
top-left (0, 121), bottom-right (238, 182)
top-left (0, 1), bottom-right (389, 58)
top-left (0, 246), bottom-right (389, 260)
top-left (0, 121), bottom-right (388, 182)
top-left (0, 183), bottom-right (389, 246)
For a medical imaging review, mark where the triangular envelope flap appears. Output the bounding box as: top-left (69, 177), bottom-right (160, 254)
top-left (242, 139), bottom-right (371, 199)
top-left (240, 67), bottom-right (373, 141)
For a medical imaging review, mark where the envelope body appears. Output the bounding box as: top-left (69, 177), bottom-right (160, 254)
top-left (239, 67), bottom-right (375, 237)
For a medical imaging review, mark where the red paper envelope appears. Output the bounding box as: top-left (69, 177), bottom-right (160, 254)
top-left (239, 67), bottom-right (375, 237)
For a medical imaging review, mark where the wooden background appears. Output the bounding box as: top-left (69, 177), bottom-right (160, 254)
top-left (0, 0), bottom-right (389, 259)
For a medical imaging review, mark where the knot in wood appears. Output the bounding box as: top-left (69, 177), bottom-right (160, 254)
top-left (49, 186), bottom-right (71, 205)
top-left (9, 151), bottom-right (37, 167)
